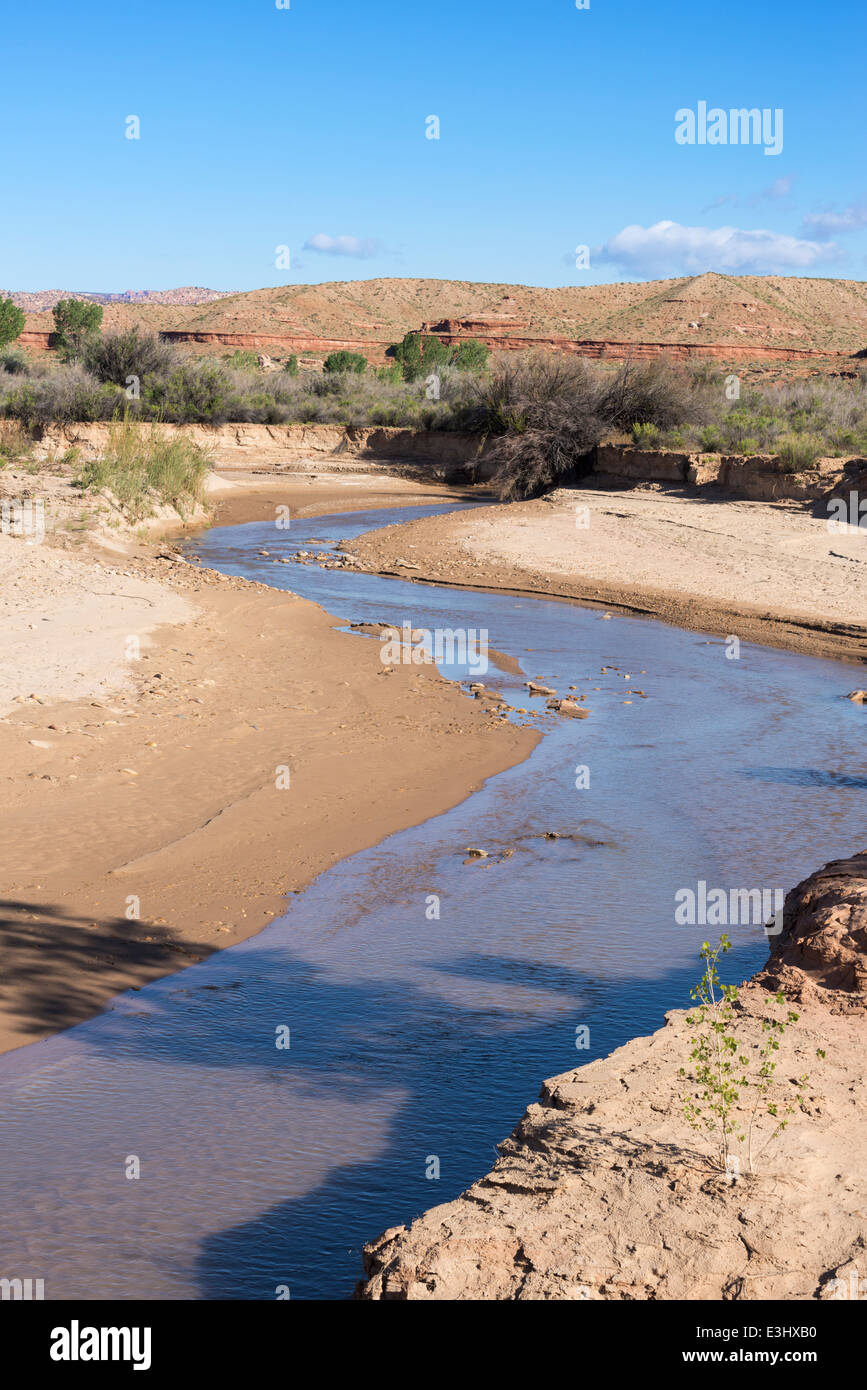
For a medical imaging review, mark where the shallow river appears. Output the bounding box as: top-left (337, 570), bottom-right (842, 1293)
top-left (0, 501), bottom-right (864, 1300)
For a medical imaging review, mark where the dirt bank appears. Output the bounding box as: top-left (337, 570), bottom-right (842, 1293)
top-left (0, 473), bottom-right (536, 1056)
top-left (31, 420), bottom-right (494, 477)
top-left (359, 850), bottom-right (867, 1301)
top-left (348, 487), bottom-right (867, 664)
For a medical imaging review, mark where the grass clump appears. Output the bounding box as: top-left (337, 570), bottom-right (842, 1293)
top-left (77, 413), bottom-right (210, 520)
top-left (775, 432), bottom-right (825, 472)
top-left (0, 419), bottom-right (32, 467)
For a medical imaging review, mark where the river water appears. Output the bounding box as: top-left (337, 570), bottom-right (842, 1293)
top-left (0, 501), bottom-right (863, 1300)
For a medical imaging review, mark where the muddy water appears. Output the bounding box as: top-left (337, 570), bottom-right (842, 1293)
top-left (0, 503), bottom-right (864, 1300)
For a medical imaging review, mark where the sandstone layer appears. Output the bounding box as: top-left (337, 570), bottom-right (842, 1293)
top-left (359, 852), bottom-right (867, 1301)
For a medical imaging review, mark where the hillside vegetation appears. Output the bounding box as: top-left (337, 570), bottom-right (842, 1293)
top-left (3, 320), bottom-right (866, 502)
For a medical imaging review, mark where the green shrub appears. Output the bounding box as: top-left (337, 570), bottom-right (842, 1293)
top-left (223, 349), bottom-right (260, 372)
top-left (631, 421), bottom-right (660, 447)
top-left (680, 935), bottom-right (815, 1174)
top-left (285, 355), bottom-right (299, 377)
top-left (698, 425), bottom-right (724, 452)
top-left (323, 350), bottom-right (367, 374)
top-left (451, 338), bottom-right (490, 372)
top-left (53, 298), bottom-right (103, 360)
top-left (0, 297), bottom-right (26, 349)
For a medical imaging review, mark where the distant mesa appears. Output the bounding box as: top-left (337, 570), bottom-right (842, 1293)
top-left (4, 286), bottom-right (233, 313)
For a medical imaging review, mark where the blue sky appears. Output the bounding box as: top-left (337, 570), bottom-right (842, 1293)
top-left (2, 0), bottom-right (864, 291)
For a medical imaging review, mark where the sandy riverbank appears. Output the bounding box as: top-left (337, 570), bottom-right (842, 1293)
top-left (360, 851), bottom-right (867, 1301)
top-left (348, 487), bottom-right (867, 665)
top-left (0, 471), bottom-right (535, 1056)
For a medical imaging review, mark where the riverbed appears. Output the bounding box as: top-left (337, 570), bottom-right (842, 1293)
top-left (0, 501), bottom-right (863, 1300)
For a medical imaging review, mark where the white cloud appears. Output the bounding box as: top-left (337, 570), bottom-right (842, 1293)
top-left (596, 219), bottom-right (837, 276)
top-left (702, 175), bottom-right (794, 214)
top-left (762, 175), bottom-right (795, 201)
top-left (801, 202), bottom-right (867, 241)
top-left (303, 233), bottom-right (381, 258)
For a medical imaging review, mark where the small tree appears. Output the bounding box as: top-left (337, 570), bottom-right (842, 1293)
top-left (285, 354), bottom-right (299, 377)
top-left (0, 297), bottom-right (26, 349)
top-left (451, 338), bottom-right (490, 372)
top-left (679, 935), bottom-right (815, 1175)
top-left (391, 331), bottom-right (450, 382)
top-left (323, 350), bottom-right (367, 374)
top-left (53, 298), bottom-right (103, 360)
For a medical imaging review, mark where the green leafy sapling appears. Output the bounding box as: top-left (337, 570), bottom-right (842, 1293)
top-left (679, 935), bottom-right (819, 1175)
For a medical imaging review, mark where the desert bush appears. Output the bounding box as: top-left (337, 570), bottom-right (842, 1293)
top-left (477, 355), bottom-right (606, 499)
top-left (77, 413), bottom-right (210, 519)
top-left (141, 360), bottom-right (233, 424)
top-left (0, 347), bottom-right (28, 375)
top-left (285, 354), bottom-right (299, 377)
top-left (84, 328), bottom-right (180, 387)
top-left (0, 364), bottom-right (124, 426)
top-left (598, 358), bottom-right (714, 432)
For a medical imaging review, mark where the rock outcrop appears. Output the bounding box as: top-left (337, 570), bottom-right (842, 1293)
top-left (594, 444), bottom-right (867, 503)
top-left (358, 852), bottom-right (867, 1300)
top-left (21, 327), bottom-right (847, 365)
top-left (757, 850), bottom-right (867, 1000)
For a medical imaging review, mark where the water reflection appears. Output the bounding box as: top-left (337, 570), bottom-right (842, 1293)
top-left (0, 503), bottom-right (862, 1301)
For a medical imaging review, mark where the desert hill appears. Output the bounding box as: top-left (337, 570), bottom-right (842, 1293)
top-left (15, 273), bottom-right (867, 361)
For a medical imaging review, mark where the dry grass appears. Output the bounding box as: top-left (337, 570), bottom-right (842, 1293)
top-left (76, 414), bottom-right (210, 520)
